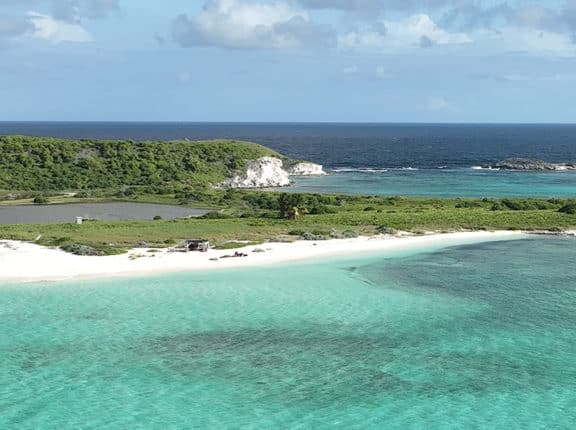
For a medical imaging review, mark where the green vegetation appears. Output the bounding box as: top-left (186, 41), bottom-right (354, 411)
top-left (0, 135), bottom-right (574, 255)
top-left (59, 243), bottom-right (126, 256)
top-left (32, 195), bottom-right (48, 204)
top-left (559, 202), bottom-right (576, 215)
top-left (213, 241), bottom-right (265, 250)
top-left (0, 192), bottom-right (574, 254)
top-left (0, 135), bottom-right (282, 190)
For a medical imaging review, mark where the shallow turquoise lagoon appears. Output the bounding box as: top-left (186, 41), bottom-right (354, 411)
top-left (2, 237), bottom-right (576, 429)
top-left (291, 170), bottom-right (576, 197)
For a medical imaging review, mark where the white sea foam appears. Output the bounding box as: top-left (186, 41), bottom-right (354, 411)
top-left (471, 166), bottom-right (501, 171)
top-left (332, 168), bottom-right (389, 173)
top-left (331, 167), bottom-right (421, 173)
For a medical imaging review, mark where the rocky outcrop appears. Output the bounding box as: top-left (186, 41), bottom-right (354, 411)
top-left (287, 162), bottom-right (327, 176)
top-left (484, 158), bottom-right (576, 171)
top-left (220, 157), bottom-right (291, 188)
top-left (219, 158), bottom-right (327, 189)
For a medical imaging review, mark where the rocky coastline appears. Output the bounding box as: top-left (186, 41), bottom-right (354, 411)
top-left (220, 157), bottom-right (327, 188)
top-left (482, 158), bottom-right (576, 171)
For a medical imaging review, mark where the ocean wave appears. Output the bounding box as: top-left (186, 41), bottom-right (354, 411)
top-left (332, 168), bottom-right (389, 173)
top-left (471, 166), bottom-right (501, 171)
top-left (332, 167), bottom-right (421, 173)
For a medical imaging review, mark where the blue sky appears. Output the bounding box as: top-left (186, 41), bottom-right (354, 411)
top-left (1, 0), bottom-right (575, 122)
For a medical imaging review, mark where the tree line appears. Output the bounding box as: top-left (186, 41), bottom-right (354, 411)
top-left (0, 136), bottom-right (280, 191)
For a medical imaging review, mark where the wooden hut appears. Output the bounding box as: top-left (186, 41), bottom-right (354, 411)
top-left (185, 239), bottom-right (210, 252)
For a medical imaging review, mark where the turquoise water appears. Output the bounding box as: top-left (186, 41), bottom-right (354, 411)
top-left (291, 170), bottom-right (576, 197)
top-left (2, 237), bottom-right (576, 429)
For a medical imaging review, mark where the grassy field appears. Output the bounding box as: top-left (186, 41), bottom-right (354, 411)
top-left (0, 192), bottom-right (574, 253)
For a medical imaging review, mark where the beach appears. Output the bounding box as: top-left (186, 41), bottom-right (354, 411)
top-left (0, 231), bottom-right (527, 283)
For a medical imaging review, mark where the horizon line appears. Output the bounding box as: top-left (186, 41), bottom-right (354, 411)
top-left (1, 121), bottom-right (575, 126)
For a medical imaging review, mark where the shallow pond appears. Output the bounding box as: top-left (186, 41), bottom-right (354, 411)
top-left (0, 202), bottom-right (211, 224)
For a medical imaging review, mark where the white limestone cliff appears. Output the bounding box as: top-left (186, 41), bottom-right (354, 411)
top-left (287, 162), bottom-right (327, 176)
top-left (220, 157), bottom-right (291, 188)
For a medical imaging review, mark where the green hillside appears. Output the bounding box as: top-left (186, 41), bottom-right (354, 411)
top-left (0, 136), bottom-right (283, 191)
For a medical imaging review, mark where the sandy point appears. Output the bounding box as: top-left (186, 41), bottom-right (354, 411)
top-left (0, 231), bottom-right (528, 283)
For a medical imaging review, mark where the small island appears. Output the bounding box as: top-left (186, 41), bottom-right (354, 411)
top-left (483, 158), bottom-right (576, 171)
top-left (0, 135), bottom-right (575, 279)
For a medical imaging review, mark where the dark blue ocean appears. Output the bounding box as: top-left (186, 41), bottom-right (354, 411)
top-left (2, 122), bottom-right (576, 197)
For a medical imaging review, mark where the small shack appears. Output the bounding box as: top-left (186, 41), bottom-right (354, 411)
top-left (185, 239), bottom-right (210, 252)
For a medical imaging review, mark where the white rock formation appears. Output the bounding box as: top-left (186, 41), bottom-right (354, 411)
top-left (220, 157), bottom-right (291, 188)
top-left (287, 162), bottom-right (327, 176)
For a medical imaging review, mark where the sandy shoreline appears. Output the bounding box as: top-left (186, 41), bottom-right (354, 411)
top-left (0, 231), bottom-right (535, 283)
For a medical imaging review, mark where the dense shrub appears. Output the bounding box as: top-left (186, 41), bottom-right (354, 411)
top-left (378, 226), bottom-right (398, 235)
top-left (288, 229), bottom-right (305, 236)
top-left (501, 199), bottom-right (530, 211)
top-left (341, 230), bottom-right (359, 238)
top-left (200, 211), bottom-right (234, 219)
top-left (455, 201), bottom-right (482, 209)
top-left (559, 203), bottom-right (576, 215)
top-left (0, 136), bottom-right (281, 191)
top-left (60, 244), bottom-right (105, 256)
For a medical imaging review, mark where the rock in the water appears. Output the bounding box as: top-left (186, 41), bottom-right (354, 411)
top-left (493, 158), bottom-right (556, 170)
top-left (287, 162), bottom-right (327, 176)
top-left (485, 158), bottom-right (576, 171)
top-left (220, 157), bottom-right (291, 188)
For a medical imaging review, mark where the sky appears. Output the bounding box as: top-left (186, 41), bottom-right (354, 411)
top-left (1, 0), bottom-right (576, 122)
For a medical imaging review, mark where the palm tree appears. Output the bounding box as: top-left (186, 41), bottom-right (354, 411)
top-left (287, 206), bottom-right (300, 220)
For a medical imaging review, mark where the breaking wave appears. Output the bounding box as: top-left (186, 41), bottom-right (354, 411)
top-left (331, 167), bottom-right (421, 173)
top-left (471, 166), bottom-right (501, 171)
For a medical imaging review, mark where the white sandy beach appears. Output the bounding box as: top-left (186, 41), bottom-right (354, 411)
top-left (0, 231), bottom-right (530, 283)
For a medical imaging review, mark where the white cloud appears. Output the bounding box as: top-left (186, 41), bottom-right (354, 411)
top-left (298, 0), bottom-right (572, 38)
top-left (473, 27), bottom-right (576, 57)
top-left (173, 0), bottom-right (334, 50)
top-left (335, 11), bottom-right (576, 57)
top-left (27, 12), bottom-right (92, 43)
top-left (166, 1), bottom-right (576, 57)
top-left (386, 14), bottom-right (471, 46)
top-left (339, 14), bottom-right (471, 51)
